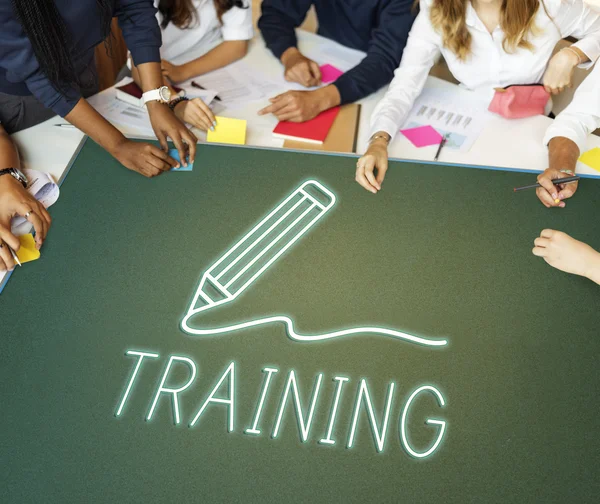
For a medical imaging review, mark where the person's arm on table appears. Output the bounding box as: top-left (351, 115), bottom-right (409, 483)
top-left (116, 2), bottom-right (197, 165)
top-left (258, 0), bottom-right (321, 87)
top-left (533, 229), bottom-right (600, 285)
top-left (0, 125), bottom-right (51, 271)
top-left (162, 40), bottom-right (250, 83)
top-left (538, 63), bottom-right (600, 207)
top-left (259, 0), bottom-right (416, 122)
top-left (543, 1), bottom-right (600, 94)
top-left (356, 1), bottom-right (440, 193)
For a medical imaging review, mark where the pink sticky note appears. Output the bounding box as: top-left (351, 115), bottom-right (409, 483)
top-left (320, 64), bottom-right (344, 84)
top-left (400, 125), bottom-right (443, 148)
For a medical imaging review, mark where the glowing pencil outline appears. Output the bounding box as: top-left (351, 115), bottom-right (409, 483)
top-left (181, 180), bottom-right (447, 348)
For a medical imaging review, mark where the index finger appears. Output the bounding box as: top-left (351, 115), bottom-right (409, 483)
top-left (182, 130), bottom-right (197, 165)
top-left (149, 145), bottom-right (178, 170)
top-left (258, 96), bottom-right (292, 116)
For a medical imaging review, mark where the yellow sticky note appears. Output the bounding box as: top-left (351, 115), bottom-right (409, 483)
top-left (207, 116), bottom-right (247, 146)
top-left (579, 147), bottom-right (600, 173)
top-left (16, 234), bottom-right (40, 264)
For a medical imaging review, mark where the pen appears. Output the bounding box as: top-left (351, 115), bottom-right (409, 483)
top-left (54, 124), bottom-right (77, 129)
top-left (434, 135), bottom-right (448, 161)
top-left (191, 81), bottom-right (222, 101)
top-left (9, 246), bottom-right (21, 267)
top-left (513, 176), bottom-right (580, 192)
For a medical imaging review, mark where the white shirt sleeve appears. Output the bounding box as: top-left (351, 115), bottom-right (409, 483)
top-left (221, 3), bottom-right (254, 42)
top-left (554, 0), bottom-right (600, 68)
top-left (543, 62), bottom-right (600, 153)
top-left (368, 0), bottom-right (442, 141)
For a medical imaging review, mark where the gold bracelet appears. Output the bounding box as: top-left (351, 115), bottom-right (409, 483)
top-left (369, 133), bottom-right (390, 145)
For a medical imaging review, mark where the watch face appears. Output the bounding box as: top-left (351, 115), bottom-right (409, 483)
top-left (13, 168), bottom-right (27, 184)
top-left (159, 87), bottom-right (172, 102)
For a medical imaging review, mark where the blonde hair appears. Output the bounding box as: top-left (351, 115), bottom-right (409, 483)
top-left (425, 0), bottom-right (544, 60)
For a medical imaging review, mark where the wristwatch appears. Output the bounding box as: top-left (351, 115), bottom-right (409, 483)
top-left (0, 167), bottom-right (28, 188)
top-left (141, 86), bottom-right (172, 106)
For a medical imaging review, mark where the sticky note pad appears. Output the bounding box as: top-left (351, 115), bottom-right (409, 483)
top-left (320, 64), bottom-right (344, 84)
top-left (16, 234), bottom-right (40, 264)
top-left (168, 149), bottom-right (193, 172)
top-left (400, 125), bottom-right (443, 148)
top-left (207, 117), bottom-right (247, 145)
top-left (579, 147), bottom-right (600, 173)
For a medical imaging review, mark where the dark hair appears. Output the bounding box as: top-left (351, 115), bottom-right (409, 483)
top-left (11, 0), bottom-right (114, 92)
top-left (158, 0), bottom-right (247, 29)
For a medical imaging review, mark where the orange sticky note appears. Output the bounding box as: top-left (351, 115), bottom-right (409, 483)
top-left (15, 234), bottom-right (40, 264)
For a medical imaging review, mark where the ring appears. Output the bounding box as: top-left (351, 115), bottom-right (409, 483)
top-left (25, 211), bottom-right (31, 219)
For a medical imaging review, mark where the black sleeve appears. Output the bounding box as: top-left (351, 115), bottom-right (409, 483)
top-left (258, 0), bottom-right (314, 60)
top-left (335, 0), bottom-right (417, 104)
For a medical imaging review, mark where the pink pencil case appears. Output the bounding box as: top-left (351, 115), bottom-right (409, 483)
top-left (488, 84), bottom-right (550, 119)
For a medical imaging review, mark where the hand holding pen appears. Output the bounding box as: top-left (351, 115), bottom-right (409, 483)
top-left (534, 168), bottom-right (579, 208)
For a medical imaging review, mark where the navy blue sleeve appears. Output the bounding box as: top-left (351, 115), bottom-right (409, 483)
top-left (335, 0), bottom-right (416, 104)
top-left (115, 0), bottom-right (162, 66)
top-left (258, 0), bottom-right (314, 60)
top-left (0, 3), bottom-right (80, 117)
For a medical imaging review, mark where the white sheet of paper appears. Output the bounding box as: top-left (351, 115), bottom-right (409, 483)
top-left (400, 87), bottom-right (492, 152)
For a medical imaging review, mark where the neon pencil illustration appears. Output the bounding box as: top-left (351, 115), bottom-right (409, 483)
top-left (181, 180), bottom-right (447, 348)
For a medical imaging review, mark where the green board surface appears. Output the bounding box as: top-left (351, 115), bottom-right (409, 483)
top-left (2, 140), bottom-right (600, 503)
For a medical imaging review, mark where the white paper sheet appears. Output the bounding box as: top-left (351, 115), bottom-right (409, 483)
top-left (401, 88), bottom-right (492, 152)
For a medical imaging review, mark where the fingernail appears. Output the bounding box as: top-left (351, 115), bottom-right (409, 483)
top-left (176, 163), bottom-right (180, 168)
top-left (210, 126), bottom-right (215, 132)
top-left (213, 120), bottom-right (217, 126)
top-left (560, 202), bottom-right (566, 208)
top-left (552, 192), bottom-right (558, 199)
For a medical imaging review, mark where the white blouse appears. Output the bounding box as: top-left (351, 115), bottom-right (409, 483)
top-left (156, 0), bottom-right (253, 65)
top-left (544, 61), bottom-right (600, 153)
top-left (369, 0), bottom-right (600, 140)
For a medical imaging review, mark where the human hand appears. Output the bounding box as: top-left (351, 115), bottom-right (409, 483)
top-left (161, 60), bottom-right (190, 84)
top-left (533, 229), bottom-right (600, 280)
top-left (174, 98), bottom-right (216, 132)
top-left (281, 48), bottom-right (321, 87)
top-left (543, 48), bottom-right (580, 95)
top-left (258, 89), bottom-right (328, 122)
top-left (147, 102), bottom-right (197, 167)
top-left (111, 138), bottom-right (179, 178)
top-left (355, 137), bottom-right (390, 194)
top-left (0, 174), bottom-right (51, 270)
top-left (536, 168), bottom-right (578, 208)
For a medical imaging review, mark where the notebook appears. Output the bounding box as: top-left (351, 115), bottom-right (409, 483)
top-left (273, 107), bottom-right (341, 145)
top-left (283, 104), bottom-right (361, 154)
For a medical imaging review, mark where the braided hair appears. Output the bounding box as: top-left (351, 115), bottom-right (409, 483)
top-left (158, 0), bottom-right (247, 29)
top-left (11, 0), bottom-right (114, 92)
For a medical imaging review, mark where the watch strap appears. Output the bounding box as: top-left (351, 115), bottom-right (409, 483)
top-left (0, 168), bottom-right (27, 188)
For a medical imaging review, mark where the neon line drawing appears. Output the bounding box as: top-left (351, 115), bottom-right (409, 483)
top-left (181, 180), bottom-right (447, 348)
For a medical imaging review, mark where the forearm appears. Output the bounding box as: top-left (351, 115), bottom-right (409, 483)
top-left (131, 60), bottom-right (170, 90)
top-left (65, 99), bottom-right (126, 154)
top-left (313, 85), bottom-right (341, 112)
top-left (0, 127), bottom-right (20, 168)
top-left (135, 62), bottom-right (165, 92)
top-left (180, 41), bottom-right (249, 79)
top-left (548, 136), bottom-right (580, 172)
top-left (586, 251), bottom-right (600, 285)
